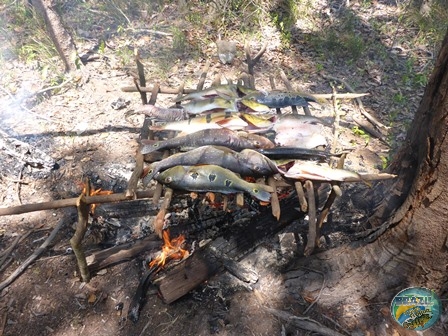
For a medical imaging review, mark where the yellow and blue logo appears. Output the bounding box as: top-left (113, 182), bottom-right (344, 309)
top-left (390, 287), bottom-right (442, 331)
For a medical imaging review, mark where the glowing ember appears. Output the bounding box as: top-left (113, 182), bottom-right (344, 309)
top-left (149, 230), bottom-right (189, 270)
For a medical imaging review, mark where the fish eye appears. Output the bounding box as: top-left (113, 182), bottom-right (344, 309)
top-left (253, 188), bottom-right (259, 193)
top-left (165, 177), bottom-right (172, 183)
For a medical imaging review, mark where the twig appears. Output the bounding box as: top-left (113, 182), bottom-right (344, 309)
top-left (154, 188), bottom-right (173, 238)
top-left (33, 77), bottom-right (73, 96)
top-left (134, 48), bottom-right (148, 105)
top-left (265, 307), bottom-right (345, 336)
top-left (330, 83), bottom-right (340, 156)
top-left (267, 177), bottom-right (280, 220)
top-left (313, 93), bottom-right (369, 99)
top-left (279, 69), bottom-right (300, 115)
top-left (197, 60), bottom-right (210, 91)
top-left (0, 189), bottom-right (155, 216)
top-left (0, 230), bottom-right (33, 268)
top-left (0, 219), bottom-right (65, 292)
top-left (110, 0), bottom-right (131, 25)
top-left (304, 180), bottom-right (317, 256)
top-left (125, 28), bottom-right (173, 37)
top-left (70, 182), bottom-right (91, 283)
top-left (0, 85), bottom-right (14, 99)
top-left (322, 74), bottom-right (388, 132)
top-left (15, 164), bottom-right (24, 205)
top-left (320, 313), bottom-right (351, 336)
top-left (302, 270), bottom-right (326, 315)
top-left (294, 181), bottom-right (307, 212)
top-left (121, 85), bottom-right (197, 94)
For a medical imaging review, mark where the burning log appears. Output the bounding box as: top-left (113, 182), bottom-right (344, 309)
top-left (151, 195), bottom-right (303, 304)
top-left (86, 234), bottom-right (161, 274)
top-left (128, 229), bottom-right (190, 322)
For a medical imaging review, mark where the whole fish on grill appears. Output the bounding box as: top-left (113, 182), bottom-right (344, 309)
top-left (142, 145), bottom-right (279, 186)
top-left (155, 165), bottom-right (274, 202)
top-left (140, 128), bottom-right (274, 154)
top-left (245, 90), bottom-right (319, 108)
top-left (272, 114), bottom-right (329, 148)
top-left (174, 84), bottom-right (257, 102)
top-left (282, 161), bottom-right (364, 182)
top-left (182, 97), bottom-right (238, 115)
top-left (255, 147), bottom-right (334, 161)
top-left (149, 112), bottom-right (248, 134)
top-left (133, 105), bottom-right (188, 122)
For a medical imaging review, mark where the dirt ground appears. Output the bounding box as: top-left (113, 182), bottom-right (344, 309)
top-left (1, 1), bottom-right (446, 336)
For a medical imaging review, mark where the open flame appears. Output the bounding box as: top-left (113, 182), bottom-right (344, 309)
top-left (149, 229), bottom-right (189, 270)
top-left (79, 182), bottom-right (113, 214)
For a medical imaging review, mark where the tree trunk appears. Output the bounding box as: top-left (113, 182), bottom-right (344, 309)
top-left (31, 0), bottom-right (78, 72)
top-left (288, 30), bottom-right (448, 334)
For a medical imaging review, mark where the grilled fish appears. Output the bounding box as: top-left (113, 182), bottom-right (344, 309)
top-left (256, 147), bottom-right (333, 161)
top-left (182, 97), bottom-right (238, 115)
top-left (142, 145), bottom-right (279, 186)
top-left (174, 84), bottom-right (258, 102)
top-left (174, 84), bottom-right (239, 102)
top-left (155, 165), bottom-right (274, 202)
top-left (275, 129), bottom-right (328, 149)
top-left (282, 161), bottom-right (363, 182)
top-left (140, 128), bottom-right (274, 154)
top-left (272, 114), bottom-right (328, 148)
top-left (149, 112), bottom-right (248, 134)
top-left (245, 90), bottom-right (318, 108)
top-left (134, 105), bottom-right (188, 121)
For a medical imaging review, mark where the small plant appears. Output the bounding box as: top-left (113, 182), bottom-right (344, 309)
top-left (352, 125), bottom-right (370, 144)
top-left (171, 27), bottom-right (187, 53)
top-left (380, 155), bottom-right (389, 170)
top-left (393, 92), bottom-right (406, 104)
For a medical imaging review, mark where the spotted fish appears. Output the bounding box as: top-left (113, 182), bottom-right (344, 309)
top-left (245, 90), bottom-right (319, 108)
top-left (142, 145), bottom-right (279, 186)
top-left (155, 165), bottom-right (274, 202)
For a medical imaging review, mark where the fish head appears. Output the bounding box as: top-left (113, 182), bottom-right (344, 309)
top-left (155, 165), bottom-right (187, 185)
top-left (239, 149), bottom-right (279, 175)
top-left (238, 132), bottom-right (275, 149)
top-left (142, 163), bottom-right (157, 187)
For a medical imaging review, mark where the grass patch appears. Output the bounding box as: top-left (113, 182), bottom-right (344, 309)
top-left (307, 10), bottom-right (366, 63)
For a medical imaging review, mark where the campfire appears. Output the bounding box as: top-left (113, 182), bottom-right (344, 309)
top-left (0, 44), bottom-right (395, 327)
top-left (149, 229), bottom-right (189, 271)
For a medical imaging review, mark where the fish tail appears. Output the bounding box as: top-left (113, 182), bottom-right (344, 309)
top-left (248, 183), bottom-right (274, 202)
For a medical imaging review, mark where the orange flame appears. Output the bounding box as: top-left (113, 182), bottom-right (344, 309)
top-left (79, 182), bottom-right (113, 214)
top-left (149, 230), bottom-right (189, 270)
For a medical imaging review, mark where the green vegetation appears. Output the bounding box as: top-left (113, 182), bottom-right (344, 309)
top-left (352, 125), bottom-right (370, 145)
top-left (307, 10), bottom-right (366, 62)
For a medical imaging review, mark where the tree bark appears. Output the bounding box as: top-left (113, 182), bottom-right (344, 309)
top-left (30, 0), bottom-right (78, 72)
top-left (288, 29), bottom-right (448, 333)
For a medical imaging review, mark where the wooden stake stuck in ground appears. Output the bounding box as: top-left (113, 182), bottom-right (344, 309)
top-left (70, 180), bottom-right (91, 283)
